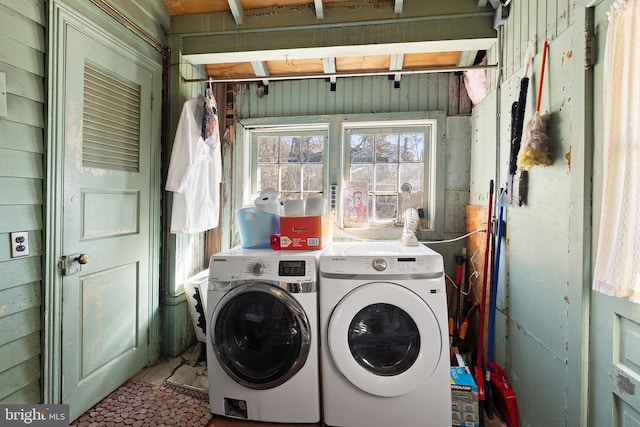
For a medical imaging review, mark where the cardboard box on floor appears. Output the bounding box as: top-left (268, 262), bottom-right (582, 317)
top-left (451, 359), bottom-right (479, 427)
top-left (279, 214), bottom-right (333, 250)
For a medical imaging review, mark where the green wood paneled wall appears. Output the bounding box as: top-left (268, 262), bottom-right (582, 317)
top-left (471, 1), bottom-right (586, 425)
top-left (482, 0), bottom-right (574, 98)
top-left (1, 0), bottom-right (169, 404)
top-left (236, 74), bottom-right (454, 118)
top-left (0, 0), bottom-right (46, 403)
top-left (161, 34), bottom-right (209, 357)
top-left (232, 73), bottom-right (471, 279)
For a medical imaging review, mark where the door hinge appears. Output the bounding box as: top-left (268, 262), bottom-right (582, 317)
top-left (584, 30), bottom-right (594, 71)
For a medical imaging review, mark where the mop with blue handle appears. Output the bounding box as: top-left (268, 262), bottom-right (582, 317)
top-left (486, 190), bottom-right (520, 427)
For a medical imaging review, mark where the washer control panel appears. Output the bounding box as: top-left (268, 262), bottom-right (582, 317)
top-left (209, 250), bottom-right (321, 283)
top-left (251, 262), bottom-right (266, 276)
top-left (372, 258), bottom-right (387, 271)
top-left (243, 258), bottom-right (315, 279)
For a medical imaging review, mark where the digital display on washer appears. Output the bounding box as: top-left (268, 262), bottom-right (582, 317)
top-left (398, 257), bottom-right (417, 262)
top-left (279, 260), bottom-right (306, 276)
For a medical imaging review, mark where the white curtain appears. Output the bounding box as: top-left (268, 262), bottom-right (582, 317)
top-left (593, 0), bottom-right (640, 302)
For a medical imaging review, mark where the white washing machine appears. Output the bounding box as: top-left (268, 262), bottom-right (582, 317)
top-left (207, 247), bottom-right (321, 423)
top-left (319, 241), bottom-right (451, 427)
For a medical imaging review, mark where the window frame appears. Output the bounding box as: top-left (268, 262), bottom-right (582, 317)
top-left (252, 130), bottom-right (327, 199)
top-left (342, 120), bottom-right (436, 229)
top-left (242, 123), bottom-right (330, 207)
top-left (236, 111), bottom-right (445, 241)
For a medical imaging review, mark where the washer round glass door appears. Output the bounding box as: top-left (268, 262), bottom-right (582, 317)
top-left (328, 282), bottom-right (443, 397)
top-left (211, 282), bottom-right (311, 389)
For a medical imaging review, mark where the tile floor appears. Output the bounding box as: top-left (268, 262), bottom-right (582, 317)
top-left (72, 344), bottom-right (321, 427)
top-left (138, 347), bottom-right (322, 426)
top-left (73, 343), bottom-right (506, 427)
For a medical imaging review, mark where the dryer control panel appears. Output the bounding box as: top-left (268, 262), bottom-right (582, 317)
top-left (320, 242), bottom-right (444, 277)
top-left (370, 256), bottom-right (433, 273)
top-left (370, 255), bottom-right (436, 273)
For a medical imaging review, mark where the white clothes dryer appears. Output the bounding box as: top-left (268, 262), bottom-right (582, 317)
top-left (207, 247), bottom-right (321, 423)
top-left (319, 241), bottom-right (450, 427)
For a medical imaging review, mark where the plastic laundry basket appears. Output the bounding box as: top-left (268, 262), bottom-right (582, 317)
top-left (236, 207), bottom-right (280, 249)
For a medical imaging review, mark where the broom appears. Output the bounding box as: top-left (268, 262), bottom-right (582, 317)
top-left (474, 180), bottom-right (494, 421)
top-left (517, 40), bottom-right (551, 170)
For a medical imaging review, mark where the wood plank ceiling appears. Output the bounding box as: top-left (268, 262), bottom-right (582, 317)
top-left (162, 0), bottom-right (501, 85)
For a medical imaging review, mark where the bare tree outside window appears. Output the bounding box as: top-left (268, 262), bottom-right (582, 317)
top-left (256, 133), bottom-right (325, 200)
top-left (245, 117), bottom-right (439, 236)
top-left (348, 127), bottom-right (427, 226)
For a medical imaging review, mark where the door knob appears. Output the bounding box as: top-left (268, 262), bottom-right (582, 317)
top-left (61, 253), bottom-right (89, 276)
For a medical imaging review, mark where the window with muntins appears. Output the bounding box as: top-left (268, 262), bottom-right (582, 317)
top-left (345, 121), bottom-right (434, 229)
top-left (242, 114), bottom-right (443, 239)
top-left (251, 129), bottom-right (327, 200)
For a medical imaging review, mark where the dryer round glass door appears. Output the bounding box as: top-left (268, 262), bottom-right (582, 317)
top-left (327, 282), bottom-right (443, 397)
top-left (211, 282), bottom-right (311, 390)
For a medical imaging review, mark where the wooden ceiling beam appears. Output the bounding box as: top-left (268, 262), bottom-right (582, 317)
top-left (390, 53), bottom-right (404, 82)
top-left (251, 61), bottom-right (270, 86)
top-left (314, 0), bottom-right (324, 19)
top-left (181, 14), bottom-right (496, 64)
top-left (322, 57), bottom-right (336, 83)
top-left (457, 50), bottom-right (479, 67)
top-left (395, 0), bottom-right (403, 14)
top-left (390, 53), bottom-right (404, 70)
top-left (478, 0), bottom-right (501, 7)
top-left (227, 0), bottom-right (244, 25)
top-left (184, 63), bottom-right (497, 84)
top-left (168, 1), bottom-right (495, 34)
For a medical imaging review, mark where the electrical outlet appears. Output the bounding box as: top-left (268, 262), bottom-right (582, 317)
top-left (10, 231), bottom-right (29, 258)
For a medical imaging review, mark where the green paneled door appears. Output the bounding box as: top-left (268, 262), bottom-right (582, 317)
top-left (589, 0), bottom-right (640, 426)
top-left (59, 22), bottom-right (156, 419)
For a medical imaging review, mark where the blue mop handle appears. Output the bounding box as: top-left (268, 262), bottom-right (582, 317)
top-left (487, 203), bottom-right (504, 362)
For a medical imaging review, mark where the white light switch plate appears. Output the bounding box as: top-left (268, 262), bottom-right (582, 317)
top-left (10, 231), bottom-right (29, 257)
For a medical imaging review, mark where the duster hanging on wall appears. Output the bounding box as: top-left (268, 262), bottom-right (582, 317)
top-left (508, 40), bottom-right (534, 206)
top-left (517, 40), bottom-right (552, 170)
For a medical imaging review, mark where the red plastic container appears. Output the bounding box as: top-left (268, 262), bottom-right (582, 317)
top-left (488, 361), bottom-right (519, 427)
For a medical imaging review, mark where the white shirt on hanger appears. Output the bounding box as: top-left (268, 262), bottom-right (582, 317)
top-left (165, 95), bottom-right (222, 234)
